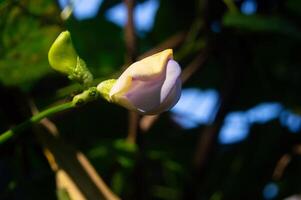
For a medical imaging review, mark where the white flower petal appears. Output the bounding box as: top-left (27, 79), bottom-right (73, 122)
top-left (107, 49), bottom-right (182, 115)
top-left (160, 60), bottom-right (181, 102)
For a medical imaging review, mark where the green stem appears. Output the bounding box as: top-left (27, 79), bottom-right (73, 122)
top-left (0, 101), bottom-right (74, 144)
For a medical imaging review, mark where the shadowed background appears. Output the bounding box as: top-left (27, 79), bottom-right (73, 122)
top-left (0, 0), bottom-right (301, 199)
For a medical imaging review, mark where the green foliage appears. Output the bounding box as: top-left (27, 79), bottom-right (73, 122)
top-left (0, 1), bottom-right (61, 90)
top-left (223, 13), bottom-right (301, 39)
top-left (286, 0), bottom-right (301, 18)
top-left (56, 189), bottom-right (71, 200)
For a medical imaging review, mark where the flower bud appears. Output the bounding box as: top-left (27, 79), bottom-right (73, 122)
top-left (48, 31), bottom-right (93, 86)
top-left (99, 49), bottom-right (182, 115)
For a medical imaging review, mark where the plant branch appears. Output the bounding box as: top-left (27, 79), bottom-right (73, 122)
top-left (28, 92), bottom-right (120, 200)
top-left (123, 0), bottom-right (140, 144)
top-left (124, 0), bottom-right (137, 63)
top-left (0, 101), bottom-right (74, 144)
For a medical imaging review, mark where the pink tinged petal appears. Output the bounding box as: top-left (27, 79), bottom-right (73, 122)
top-left (110, 49), bottom-right (173, 99)
top-left (149, 78), bottom-right (181, 114)
top-left (160, 60), bottom-right (181, 102)
top-left (124, 59), bottom-right (181, 114)
top-left (124, 73), bottom-right (165, 113)
top-left (164, 76), bottom-right (182, 110)
top-left (108, 49), bottom-right (182, 115)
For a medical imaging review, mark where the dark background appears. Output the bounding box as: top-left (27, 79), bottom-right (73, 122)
top-left (0, 0), bottom-right (301, 199)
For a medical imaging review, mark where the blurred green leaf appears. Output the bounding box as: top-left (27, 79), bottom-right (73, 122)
top-left (152, 185), bottom-right (180, 200)
top-left (223, 13), bottom-right (301, 39)
top-left (111, 172), bottom-right (124, 195)
top-left (114, 139), bottom-right (138, 153)
top-left (286, 0), bottom-right (301, 17)
top-left (56, 188), bottom-right (71, 200)
top-left (0, 3), bottom-right (61, 90)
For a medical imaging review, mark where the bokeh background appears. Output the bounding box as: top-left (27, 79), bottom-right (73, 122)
top-left (1, 0), bottom-right (301, 199)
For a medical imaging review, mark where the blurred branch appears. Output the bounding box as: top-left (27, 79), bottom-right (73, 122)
top-left (127, 111), bottom-right (140, 144)
top-left (124, 0), bottom-right (140, 144)
top-left (187, 40), bottom-right (250, 200)
top-left (122, 2), bottom-right (150, 198)
top-left (223, 0), bottom-right (239, 13)
top-left (124, 0), bottom-right (137, 63)
top-left (30, 100), bottom-right (120, 200)
top-left (138, 32), bottom-right (187, 59)
top-left (194, 63), bottom-right (244, 168)
top-left (175, 21), bottom-right (204, 61)
top-left (292, 145), bottom-right (301, 155)
top-left (273, 144), bottom-right (301, 180)
top-left (181, 52), bottom-right (208, 82)
top-left (273, 154), bottom-right (291, 180)
top-left (182, 63), bottom-right (245, 198)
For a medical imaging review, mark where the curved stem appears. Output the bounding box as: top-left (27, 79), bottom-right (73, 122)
top-left (0, 101), bottom-right (74, 144)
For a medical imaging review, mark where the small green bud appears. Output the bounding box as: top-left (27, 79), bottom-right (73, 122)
top-left (48, 31), bottom-right (77, 74)
top-left (96, 79), bottom-right (117, 101)
top-left (48, 31), bottom-right (93, 86)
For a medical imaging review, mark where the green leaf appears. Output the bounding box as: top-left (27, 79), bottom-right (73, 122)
top-left (0, 5), bottom-right (61, 90)
top-left (286, 0), bottom-right (301, 18)
top-left (223, 13), bottom-right (301, 39)
top-left (56, 189), bottom-right (71, 200)
top-left (111, 172), bottom-right (124, 195)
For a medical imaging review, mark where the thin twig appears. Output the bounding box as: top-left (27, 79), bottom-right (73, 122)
top-left (124, 0), bottom-right (137, 63)
top-left (273, 154), bottom-right (291, 180)
top-left (181, 52), bottom-right (208, 82)
top-left (272, 144), bottom-right (301, 180)
top-left (127, 111), bottom-right (139, 144)
top-left (124, 0), bottom-right (140, 144)
top-left (191, 41), bottom-right (249, 200)
top-left (138, 32), bottom-right (187, 59)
